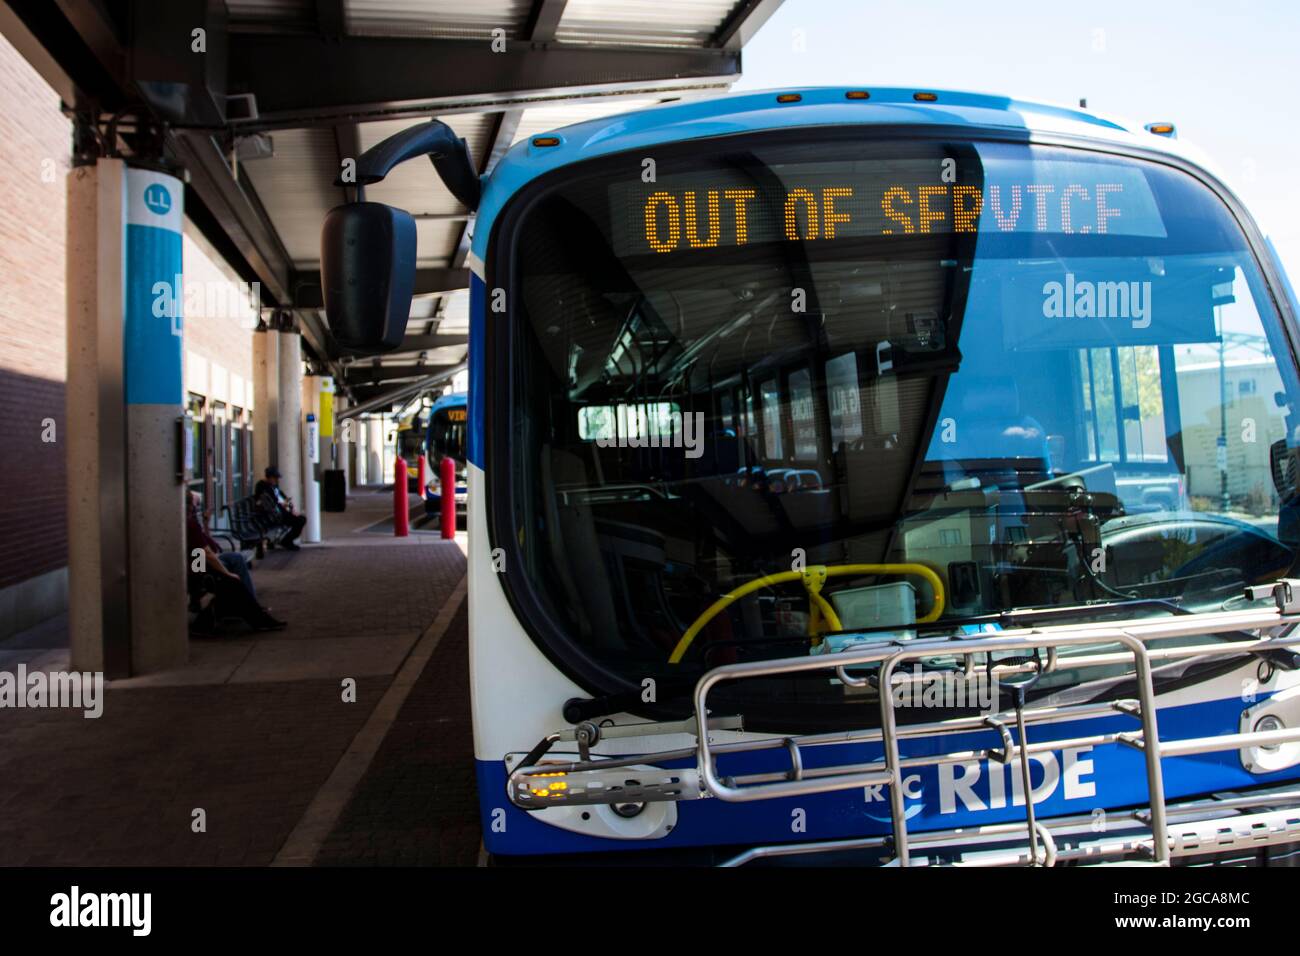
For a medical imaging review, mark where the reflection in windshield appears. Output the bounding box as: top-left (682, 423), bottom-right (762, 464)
top-left (502, 134), bottom-right (1300, 703)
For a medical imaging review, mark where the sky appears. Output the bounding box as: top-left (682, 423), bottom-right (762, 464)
top-left (734, 0), bottom-right (1300, 277)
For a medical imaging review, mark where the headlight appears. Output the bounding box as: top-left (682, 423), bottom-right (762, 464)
top-left (1254, 714), bottom-right (1285, 755)
top-left (1240, 693), bottom-right (1299, 774)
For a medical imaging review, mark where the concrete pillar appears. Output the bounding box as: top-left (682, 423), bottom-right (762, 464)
top-left (66, 158), bottom-right (187, 677)
top-left (66, 160), bottom-right (125, 675)
top-left (367, 416), bottom-right (384, 486)
top-left (276, 324), bottom-right (303, 508)
top-left (349, 423), bottom-right (358, 487)
top-left (251, 325), bottom-right (279, 479)
top-left (348, 404), bottom-right (361, 485)
top-left (355, 408), bottom-right (368, 485)
top-left (334, 394), bottom-right (352, 490)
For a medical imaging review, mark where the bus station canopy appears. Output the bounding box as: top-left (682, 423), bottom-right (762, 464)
top-left (6, 0), bottom-right (782, 405)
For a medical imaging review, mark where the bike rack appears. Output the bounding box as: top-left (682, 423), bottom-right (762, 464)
top-left (508, 585), bottom-right (1300, 866)
top-left (695, 625), bottom-right (1173, 864)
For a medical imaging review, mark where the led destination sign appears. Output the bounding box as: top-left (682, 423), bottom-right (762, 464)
top-left (610, 156), bottom-right (1166, 256)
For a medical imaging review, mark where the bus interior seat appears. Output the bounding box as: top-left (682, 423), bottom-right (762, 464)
top-left (680, 432), bottom-right (785, 544)
top-left (775, 471), bottom-right (836, 530)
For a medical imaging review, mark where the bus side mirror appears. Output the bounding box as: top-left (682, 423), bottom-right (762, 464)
top-left (320, 201), bottom-right (416, 354)
top-left (1270, 439), bottom-right (1297, 501)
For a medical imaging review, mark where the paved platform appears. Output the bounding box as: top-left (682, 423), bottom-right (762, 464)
top-left (313, 600), bottom-right (479, 866)
top-left (0, 489), bottom-right (479, 866)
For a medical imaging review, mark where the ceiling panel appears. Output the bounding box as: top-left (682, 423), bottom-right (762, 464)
top-left (555, 0), bottom-right (739, 47)
top-left (436, 290), bottom-right (470, 334)
top-left (412, 219), bottom-right (465, 266)
top-left (345, 0), bottom-right (533, 38)
top-left (240, 127), bottom-right (338, 268)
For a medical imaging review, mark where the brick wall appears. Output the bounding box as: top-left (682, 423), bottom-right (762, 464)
top-left (0, 31), bottom-right (256, 596)
top-left (0, 31), bottom-right (70, 590)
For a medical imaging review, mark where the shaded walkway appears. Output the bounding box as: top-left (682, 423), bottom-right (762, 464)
top-left (0, 489), bottom-right (468, 866)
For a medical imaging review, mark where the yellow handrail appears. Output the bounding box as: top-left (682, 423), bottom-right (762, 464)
top-left (667, 563), bottom-right (946, 664)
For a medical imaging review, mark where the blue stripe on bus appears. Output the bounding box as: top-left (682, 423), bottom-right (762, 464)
top-left (478, 691), bottom-right (1300, 856)
top-left (468, 273), bottom-right (486, 469)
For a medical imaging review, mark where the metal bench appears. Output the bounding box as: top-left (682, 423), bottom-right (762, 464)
top-left (221, 496), bottom-right (289, 558)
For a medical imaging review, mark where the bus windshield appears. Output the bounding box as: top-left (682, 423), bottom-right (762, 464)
top-left (429, 404), bottom-right (468, 471)
top-left (499, 132), bottom-right (1300, 691)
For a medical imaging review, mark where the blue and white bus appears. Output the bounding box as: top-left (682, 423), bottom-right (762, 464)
top-left (324, 87), bottom-right (1300, 865)
top-left (423, 391), bottom-right (468, 518)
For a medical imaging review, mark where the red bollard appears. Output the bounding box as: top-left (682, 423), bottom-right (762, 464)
top-left (417, 453), bottom-right (428, 497)
top-left (393, 455), bottom-right (409, 537)
top-left (440, 455), bottom-right (456, 540)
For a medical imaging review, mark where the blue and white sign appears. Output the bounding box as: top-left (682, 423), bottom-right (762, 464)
top-left (306, 413), bottom-right (319, 464)
top-left (143, 182), bottom-right (171, 216)
top-left (124, 168), bottom-right (184, 405)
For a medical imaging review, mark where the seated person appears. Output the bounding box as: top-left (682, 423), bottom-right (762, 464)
top-left (253, 465), bottom-right (307, 551)
top-left (187, 491), bottom-right (286, 633)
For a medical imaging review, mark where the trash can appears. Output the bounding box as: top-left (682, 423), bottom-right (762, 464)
top-left (323, 469), bottom-right (347, 512)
